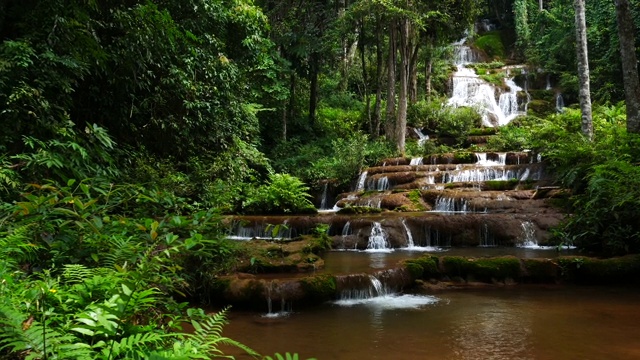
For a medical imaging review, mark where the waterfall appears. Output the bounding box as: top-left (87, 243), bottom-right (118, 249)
top-left (410, 157), bottom-right (424, 166)
top-left (264, 281), bottom-right (291, 318)
top-left (356, 171), bottom-right (368, 191)
top-left (227, 222), bottom-right (293, 240)
top-left (367, 176), bottom-right (389, 191)
top-left (401, 219), bottom-right (415, 248)
top-left (518, 221), bottom-right (539, 248)
top-left (479, 223), bottom-right (496, 247)
top-left (475, 152), bottom-right (507, 166)
top-left (433, 196), bottom-right (469, 213)
top-left (366, 222), bottom-right (391, 252)
top-left (342, 222), bottom-right (351, 236)
top-left (413, 128), bottom-right (429, 146)
top-left (334, 271), bottom-right (439, 308)
top-left (448, 40), bottom-right (526, 127)
top-left (556, 94), bottom-right (565, 112)
top-left (319, 183), bottom-right (329, 210)
top-left (545, 74), bottom-right (552, 90)
top-left (443, 168), bottom-right (532, 183)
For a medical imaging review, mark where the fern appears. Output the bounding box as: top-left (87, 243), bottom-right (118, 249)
top-left (101, 332), bottom-right (165, 359)
top-left (101, 235), bottom-right (141, 268)
top-left (0, 224), bottom-right (40, 268)
top-left (187, 307), bottom-right (259, 358)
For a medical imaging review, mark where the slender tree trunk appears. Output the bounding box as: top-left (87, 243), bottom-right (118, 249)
top-left (360, 18), bottom-right (372, 135)
top-left (409, 41), bottom-right (420, 104)
top-left (397, 17), bottom-right (410, 154)
top-left (374, 13), bottom-right (383, 137)
top-left (385, 20), bottom-right (397, 142)
top-left (573, 0), bottom-right (593, 140)
top-left (309, 54), bottom-right (319, 126)
top-left (539, 0), bottom-right (543, 11)
top-left (286, 72), bottom-right (296, 141)
top-left (425, 56), bottom-right (433, 100)
top-left (614, 0), bottom-right (640, 134)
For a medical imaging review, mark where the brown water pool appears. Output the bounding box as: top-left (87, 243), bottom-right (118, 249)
top-left (220, 286), bottom-right (640, 360)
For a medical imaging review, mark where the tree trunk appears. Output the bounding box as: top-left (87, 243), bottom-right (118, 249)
top-left (425, 56), bottom-right (433, 100)
top-left (385, 20), bottom-right (397, 142)
top-left (374, 13), bottom-right (383, 137)
top-left (409, 41), bottom-right (420, 104)
top-left (309, 54), bottom-right (319, 127)
top-left (360, 18), bottom-right (372, 135)
top-left (397, 17), bottom-right (410, 154)
top-left (614, 0), bottom-right (640, 134)
top-left (573, 0), bottom-right (593, 140)
top-left (286, 72), bottom-right (296, 141)
top-left (539, 0), bottom-right (543, 11)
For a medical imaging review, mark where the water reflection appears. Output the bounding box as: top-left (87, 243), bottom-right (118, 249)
top-left (448, 294), bottom-right (533, 359)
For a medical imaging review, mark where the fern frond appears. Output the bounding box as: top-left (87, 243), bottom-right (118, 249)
top-left (101, 331), bottom-right (165, 359)
top-left (101, 235), bottom-right (140, 268)
top-left (187, 307), bottom-right (259, 358)
top-left (62, 264), bottom-right (97, 284)
top-left (0, 224), bottom-right (40, 267)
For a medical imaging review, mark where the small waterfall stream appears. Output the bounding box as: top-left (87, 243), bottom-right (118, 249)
top-left (366, 222), bottom-right (391, 252)
top-left (448, 39), bottom-right (528, 126)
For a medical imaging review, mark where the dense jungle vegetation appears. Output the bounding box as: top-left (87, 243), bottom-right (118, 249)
top-left (1, 0), bottom-right (639, 358)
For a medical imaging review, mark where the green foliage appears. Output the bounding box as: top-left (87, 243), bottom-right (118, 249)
top-left (435, 107), bottom-right (482, 143)
top-left (407, 99), bottom-right (447, 129)
top-left (264, 352), bottom-right (317, 360)
top-left (244, 173), bottom-right (316, 214)
top-left (474, 31), bottom-right (505, 59)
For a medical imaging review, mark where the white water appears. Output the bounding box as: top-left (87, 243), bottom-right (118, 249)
top-left (442, 167), bottom-right (538, 183)
top-left (475, 152), bottom-right (507, 166)
top-left (401, 219), bottom-right (414, 247)
top-left (355, 171), bottom-right (368, 191)
top-left (335, 274), bottom-right (439, 309)
top-left (413, 128), bottom-right (430, 146)
top-left (433, 196), bottom-right (470, 213)
top-left (556, 94), bottom-right (565, 112)
top-left (366, 222), bottom-right (392, 252)
top-left (410, 157), bottom-right (424, 165)
top-left (448, 40), bottom-right (527, 126)
top-left (319, 183), bottom-right (329, 210)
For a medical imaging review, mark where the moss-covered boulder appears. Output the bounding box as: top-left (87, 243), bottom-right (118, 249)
top-left (528, 99), bottom-right (556, 117)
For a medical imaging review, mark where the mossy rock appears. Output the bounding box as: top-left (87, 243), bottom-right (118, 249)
top-left (528, 99), bottom-right (556, 117)
top-left (558, 255), bottom-right (640, 284)
top-left (300, 274), bottom-right (337, 303)
top-left (441, 256), bottom-right (520, 282)
top-left (483, 179), bottom-right (519, 191)
top-left (454, 152), bottom-right (475, 163)
top-left (474, 31), bottom-right (505, 60)
top-left (528, 89), bottom-right (555, 103)
top-left (404, 255), bottom-right (440, 280)
top-left (337, 206), bottom-right (383, 215)
top-left (522, 258), bottom-right (560, 283)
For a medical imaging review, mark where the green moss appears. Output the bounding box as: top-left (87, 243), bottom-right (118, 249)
top-left (522, 258), bottom-right (560, 282)
top-left (483, 179), bottom-right (519, 190)
top-left (474, 31), bottom-right (505, 59)
top-left (404, 255), bottom-right (440, 280)
top-left (468, 128), bottom-right (498, 136)
top-left (441, 256), bottom-right (520, 282)
top-left (559, 255), bottom-right (640, 284)
top-left (528, 99), bottom-right (556, 117)
top-left (300, 274), bottom-right (337, 302)
top-left (407, 190), bottom-right (427, 211)
top-left (453, 151), bottom-right (475, 163)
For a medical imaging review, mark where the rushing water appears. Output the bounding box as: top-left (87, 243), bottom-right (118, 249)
top-left (221, 286), bottom-right (640, 360)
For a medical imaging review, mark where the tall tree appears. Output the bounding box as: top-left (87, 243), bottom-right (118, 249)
top-left (614, 0), bottom-right (640, 134)
top-left (573, 0), bottom-right (593, 140)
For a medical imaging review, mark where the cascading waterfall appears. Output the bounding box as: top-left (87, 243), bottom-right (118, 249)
top-left (448, 39), bottom-right (527, 127)
top-left (319, 183), bottom-right (329, 210)
top-left (227, 222), bottom-right (293, 240)
top-left (366, 222), bottom-right (391, 252)
top-left (442, 167), bottom-right (538, 183)
top-left (334, 271), bottom-right (439, 308)
top-left (475, 152), bottom-right (507, 166)
top-left (401, 219), bottom-right (415, 248)
top-left (433, 196), bottom-right (470, 213)
top-left (356, 171), bottom-right (368, 191)
top-left (479, 223), bottom-right (496, 247)
top-left (556, 94), bottom-right (565, 112)
top-left (366, 176), bottom-right (390, 191)
top-left (413, 128), bottom-right (429, 146)
top-left (518, 221), bottom-right (539, 248)
top-left (410, 157), bottom-right (424, 165)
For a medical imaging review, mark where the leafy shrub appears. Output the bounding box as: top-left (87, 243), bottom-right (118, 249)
top-left (435, 107), bottom-right (482, 143)
top-left (243, 173), bottom-right (316, 214)
top-left (407, 99), bottom-right (447, 130)
top-left (474, 31), bottom-right (505, 59)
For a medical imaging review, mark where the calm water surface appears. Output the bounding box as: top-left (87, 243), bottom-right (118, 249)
top-left (221, 286), bottom-right (640, 360)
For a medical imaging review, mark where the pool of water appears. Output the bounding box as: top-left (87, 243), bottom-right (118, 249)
top-left (220, 286), bottom-right (640, 360)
